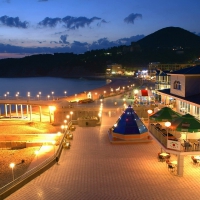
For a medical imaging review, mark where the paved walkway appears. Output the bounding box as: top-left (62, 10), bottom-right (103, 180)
top-left (6, 96), bottom-right (200, 200)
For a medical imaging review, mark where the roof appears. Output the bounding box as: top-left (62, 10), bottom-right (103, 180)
top-left (112, 105), bottom-right (147, 135)
top-left (168, 65), bottom-right (200, 75)
top-left (156, 70), bottom-right (170, 76)
top-left (157, 89), bottom-right (200, 105)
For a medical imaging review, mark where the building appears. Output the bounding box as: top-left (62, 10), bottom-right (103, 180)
top-left (157, 65), bottom-right (200, 118)
top-left (148, 65), bottom-right (200, 176)
top-left (106, 64), bottom-right (125, 75)
top-left (148, 62), bottom-right (194, 78)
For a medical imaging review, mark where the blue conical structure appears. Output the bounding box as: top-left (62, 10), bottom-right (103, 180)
top-left (113, 106), bottom-right (147, 134)
top-left (111, 105), bottom-right (149, 142)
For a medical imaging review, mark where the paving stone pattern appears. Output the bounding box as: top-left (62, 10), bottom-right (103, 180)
top-left (6, 97), bottom-right (200, 200)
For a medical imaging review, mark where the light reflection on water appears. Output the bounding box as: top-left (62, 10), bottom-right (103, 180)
top-left (0, 77), bottom-right (106, 98)
top-left (0, 77), bottom-right (106, 114)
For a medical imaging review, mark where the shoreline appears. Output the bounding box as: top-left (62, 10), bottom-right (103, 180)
top-left (0, 77), bottom-right (153, 189)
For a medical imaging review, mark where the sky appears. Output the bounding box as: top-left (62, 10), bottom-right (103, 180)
top-left (0, 0), bottom-right (200, 59)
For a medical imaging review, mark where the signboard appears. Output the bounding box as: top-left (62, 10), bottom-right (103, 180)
top-left (167, 140), bottom-right (181, 150)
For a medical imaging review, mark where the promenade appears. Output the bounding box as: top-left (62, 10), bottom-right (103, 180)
top-left (5, 95), bottom-right (200, 200)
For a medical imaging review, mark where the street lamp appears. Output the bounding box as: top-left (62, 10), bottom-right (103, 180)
top-left (35, 150), bottom-right (39, 161)
top-left (70, 111), bottom-right (73, 122)
top-left (27, 92), bottom-right (30, 101)
top-left (37, 94), bottom-right (39, 100)
top-left (9, 163), bottom-right (15, 181)
top-left (52, 91), bottom-right (54, 100)
top-left (64, 91), bottom-right (67, 96)
top-left (165, 121), bottom-right (171, 143)
top-left (52, 141), bottom-right (56, 156)
top-left (47, 95), bottom-right (50, 100)
top-left (39, 92), bottom-right (41, 100)
top-left (147, 109), bottom-right (153, 130)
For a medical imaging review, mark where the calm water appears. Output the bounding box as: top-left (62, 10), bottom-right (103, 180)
top-left (0, 77), bottom-right (106, 99)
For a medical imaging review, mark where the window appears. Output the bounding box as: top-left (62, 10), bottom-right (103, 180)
top-left (173, 80), bottom-right (181, 90)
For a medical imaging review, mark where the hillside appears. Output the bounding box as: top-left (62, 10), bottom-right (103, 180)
top-left (137, 27), bottom-right (200, 49)
top-left (0, 27), bottom-right (199, 77)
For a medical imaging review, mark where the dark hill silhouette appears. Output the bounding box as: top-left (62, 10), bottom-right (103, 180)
top-left (0, 26), bottom-right (200, 77)
top-left (137, 27), bottom-right (200, 49)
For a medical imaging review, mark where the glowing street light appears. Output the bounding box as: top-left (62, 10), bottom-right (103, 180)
top-left (52, 140), bottom-right (56, 155)
top-left (37, 94), bottom-right (39, 100)
top-left (9, 163), bottom-right (15, 181)
top-left (70, 111), bottom-right (73, 121)
top-left (49, 106), bottom-right (56, 123)
top-left (64, 91), bottom-right (67, 96)
top-left (147, 109), bottom-right (153, 130)
top-left (35, 150), bottom-right (39, 161)
top-left (52, 91), bottom-right (54, 100)
top-left (47, 95), bottom-right (50, 100)
top-left (165, 121), bottom-right (171, 142)
top-left (39, 92), bottom-right (41, 100)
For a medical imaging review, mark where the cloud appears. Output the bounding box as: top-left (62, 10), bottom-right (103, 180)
top-left (38, 15), bottom-right (104, 29)
top-left (59, 35), bottom-right (69, 44)
top-left (38, 17), bottom-right (61, 27)
top-left (124, 13), bottom-right (142, 24)
top-left (0, 34), bottom-right (145, 56)
top-left (0, 15), bottom-right (29, 28)
top-left (62, 16), bottom-right (101, 29)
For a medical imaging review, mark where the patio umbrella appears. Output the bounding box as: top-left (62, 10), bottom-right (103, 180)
top-left (171, 114), bottom-right (200, 133)
top-left (170, 114), bottom-right (200, 140)
top-left (149, 107), bottom-right (181, 122)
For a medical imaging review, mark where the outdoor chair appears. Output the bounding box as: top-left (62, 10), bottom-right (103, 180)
top-left (192, 159), bottom-right (199, 166)
top-left (168, 164), bottom-right (175, 172)
top-left (158, 155), bottom-right (165, 162)
top-left (166, 159), bottom-right (172, 167)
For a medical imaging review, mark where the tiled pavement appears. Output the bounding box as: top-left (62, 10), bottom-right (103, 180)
top-left (6, 97), bottom-right (200, 200)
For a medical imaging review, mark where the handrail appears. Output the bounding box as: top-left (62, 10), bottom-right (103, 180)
top-left (0, 129), bottom-right (68, 198)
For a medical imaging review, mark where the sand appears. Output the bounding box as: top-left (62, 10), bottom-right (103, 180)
top-left (0, 77), bottom-right (150, 188)
top-left (0, 121), bottom-right (60, 188)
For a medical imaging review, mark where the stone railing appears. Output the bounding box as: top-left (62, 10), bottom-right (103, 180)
top-left (0, 130), bottom-right (69, 199)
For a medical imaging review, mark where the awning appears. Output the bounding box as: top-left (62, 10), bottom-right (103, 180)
top-left (138, 90), bottom-right (153, 97)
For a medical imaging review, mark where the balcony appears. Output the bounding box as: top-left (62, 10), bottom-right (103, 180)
top-left (149, 123), bottom-right (200, 153)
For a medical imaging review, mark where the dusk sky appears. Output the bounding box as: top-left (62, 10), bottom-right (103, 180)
top-left (0, 0), bottom-right (200, 58)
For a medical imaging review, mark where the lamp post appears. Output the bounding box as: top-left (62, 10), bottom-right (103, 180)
top-left (27, 92), bottom-right (30, 101)
top-left (35, 150), bottom-right (39, 161)
top-left (64, 91), bottom-right (67, 97)
top-left (66, 115), bottom-right (70, 124)
top-left (147, 109), bottom-right (153, 130)
top-left (70, 111), bottom-right (73, 122)
top-left (52, 141), bottom-right (56, 156)
top-left (39, 92), bottom-right (41, 100)
top-left (51, 91), bottom-right (54, 100)
top-left (9, 163), bottom-right (15, 181)
top-left (165, 121), bottom-right (171, 145)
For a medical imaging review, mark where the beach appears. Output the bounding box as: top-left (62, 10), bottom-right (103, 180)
top-left (0, 120), bottom-right (60, 187)
top-left (0, 77), bottom-right (145, 188)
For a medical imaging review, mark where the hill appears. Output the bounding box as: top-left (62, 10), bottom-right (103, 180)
top-left (0, 27), bottom-right (199, 77)
top-left (137, 27), bottom-right (200, 49)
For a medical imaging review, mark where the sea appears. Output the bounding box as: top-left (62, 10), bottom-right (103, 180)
top-left (0, 77), bottom-right (107, 100)
top-left (0, 77), bottom-right (107, 114)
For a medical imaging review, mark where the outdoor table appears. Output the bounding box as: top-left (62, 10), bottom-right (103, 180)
top-left (160, 153), bottom-right (169, 157)
top-left (171, 160), bottom-right (177, 165)
top-left (194, 156), bottom-right (200, 160)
